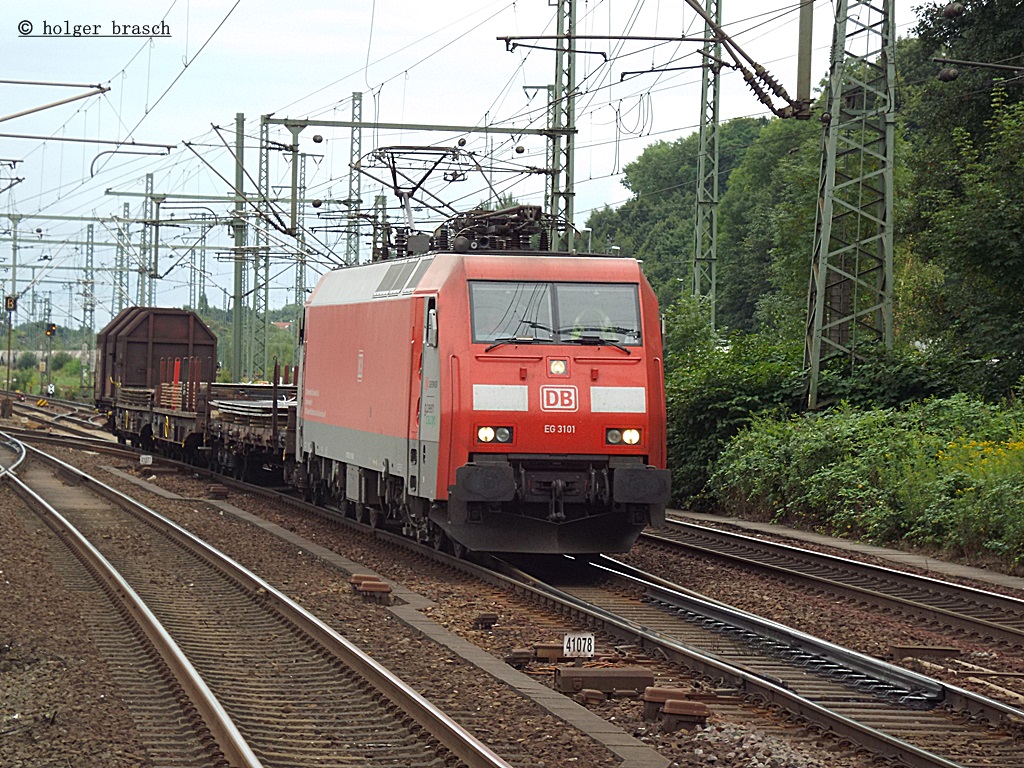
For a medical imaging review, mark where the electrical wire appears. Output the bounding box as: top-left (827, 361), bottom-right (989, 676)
top-left (3, 1), bottom-right (926, 330)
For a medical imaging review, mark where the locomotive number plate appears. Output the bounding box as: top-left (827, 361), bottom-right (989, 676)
top-left (563, 632), bottom-right (595, 658)
top-left (543, 424), bottom-right (576, 434)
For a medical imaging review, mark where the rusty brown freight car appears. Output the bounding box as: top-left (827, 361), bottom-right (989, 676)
top-left (95, 307), bottom-right (217, 413)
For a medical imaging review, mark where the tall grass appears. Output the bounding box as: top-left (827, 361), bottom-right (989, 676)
top-left (709, 394), bottom-right (1024, 571)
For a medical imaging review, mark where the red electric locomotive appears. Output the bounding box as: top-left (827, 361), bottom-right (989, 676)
top-left (293, 210), bottom-right (671, 554)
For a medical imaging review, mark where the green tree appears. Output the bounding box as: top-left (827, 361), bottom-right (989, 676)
top-left (16, 351), bottom-right (38, 370)
top-left (586, 118), bottom-right (767, 308)
top-left (51, 351), bottom-right (74, 371)
top-left (894, 1), bottom-right (1024, 396)
top-left (716, 117), bottom-right (818, 333)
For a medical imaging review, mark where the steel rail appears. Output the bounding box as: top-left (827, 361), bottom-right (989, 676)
top-left (0, 435), bottom-right (263, 768)
top-left (9, 403), bottom-right (109, 438)
top-left (0, 431), bottom-right (27, 474)
top-left (2, 427), bottom-right (127, 454)
top-left (23, 441), bottom-right (515, 768)
top-left (648, 518), bottom-right (1024, 648)
top-left (590, 555), bottom-right (1024, 731)
top-left (96, 457), bottom-right (1016, 767)
top-left (34, 437), bottom-right (1016, 767)
top-left (479, 553), bottom-right (1022, 768)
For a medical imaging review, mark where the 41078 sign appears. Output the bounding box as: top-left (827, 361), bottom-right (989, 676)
top-left (563, 632), bottom-right (595, 658)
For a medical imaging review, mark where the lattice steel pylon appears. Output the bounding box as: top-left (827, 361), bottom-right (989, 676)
top-left (231, 112), bottom-right (247, 382)
top-left (82, 223), bottom-right (95, 389)
top-left (371, 194), bottom-right (387, 262)
top-left (346, 92), bottom-right (362, 266)
top-left (188, 214), bottom-right (210, 312)
top-left (137, 173), bottom-right (154, 306)
top-left (83, 223), bottom-right (95, 335)
top-left (250, 117), bottom-right (271, 381)
top-left (292, 152), bottom-right (309, 346)
top-left (550, 0), bottom-right (577, 249)
top-left (114, 203), bottom-right (130, 313)
top-left (293, 166), bottom-right (307, 336)
top-left (692, 0), bottom-right (722, 327)
top-left (805, 0), bottom-right (895, 409)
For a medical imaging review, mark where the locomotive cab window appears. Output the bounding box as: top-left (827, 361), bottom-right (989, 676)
top-left (469, 281), bottom-right (641, 346)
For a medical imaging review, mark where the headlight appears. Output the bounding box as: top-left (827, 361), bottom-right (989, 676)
top-left (549, 358), bottom-right (568, 375)
top-left (607, 428), bottom-right (641, 445)
top-left (478, 426), bottom-right (513, 443)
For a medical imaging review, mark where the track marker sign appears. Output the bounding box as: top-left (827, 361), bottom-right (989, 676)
top-left (563, 632), bottom-right (595, 658)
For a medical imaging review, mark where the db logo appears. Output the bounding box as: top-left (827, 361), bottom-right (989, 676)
top-left (540, 385), bottom-right (578, 412)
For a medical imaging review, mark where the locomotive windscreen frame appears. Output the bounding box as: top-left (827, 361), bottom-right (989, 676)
top-left (468, 281), bottom-right (642, 346)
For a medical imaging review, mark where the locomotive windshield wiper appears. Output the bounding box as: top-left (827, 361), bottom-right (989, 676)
top-left (485, 336), bottom-right (538, 352)
top-left (558, 325), bottom-right (635, 354)
top-left (562, 334), bottom-right (631, 354)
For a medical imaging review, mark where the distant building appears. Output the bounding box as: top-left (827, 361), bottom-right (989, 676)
top-left (272, 321), bottom-right (292, 331)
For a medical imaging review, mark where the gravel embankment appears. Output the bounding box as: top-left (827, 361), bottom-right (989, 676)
top-left (3, 446), bottom-right (911, 768)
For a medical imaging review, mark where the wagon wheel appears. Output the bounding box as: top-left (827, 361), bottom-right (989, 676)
top-left (431, 526), bottom-right (448, 552)
top-left (368, 507), bottom-right (383, 529)
top-left (449, 539), bottom-right (467, 560)
top-left (310, 481), bottom-right (326, 507)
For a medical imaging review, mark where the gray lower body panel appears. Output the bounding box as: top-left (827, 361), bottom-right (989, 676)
top-left (430, 505), bottom-right (647, 554)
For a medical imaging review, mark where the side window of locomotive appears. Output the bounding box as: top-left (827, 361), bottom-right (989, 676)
top-left (469, 282), bottom-right (554, 343)
top-left (554, 283), bottom-right (642, 345)
top-left (425, 298), bottom-right (438, 348)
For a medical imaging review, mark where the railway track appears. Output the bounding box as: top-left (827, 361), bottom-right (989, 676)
top-left (492, 554), bottom-right (1024, 768)
top-left (230, 465), bottom-right (1024, 768)
top-left (0, 435), bottom-right (512, 768)
top-left (18, 434), bottom-right (1024, 767)
top-left (644, 518), bottom-right (1024, 649)
top-left (6, 397), bottom-right (109, 438)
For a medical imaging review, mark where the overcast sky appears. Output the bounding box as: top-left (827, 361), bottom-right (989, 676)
top-left (0, 1), bottom-right (929, 327)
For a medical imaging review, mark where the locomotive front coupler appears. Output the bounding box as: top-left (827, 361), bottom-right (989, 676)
top-left (548, 478), bottom-right (566, 522)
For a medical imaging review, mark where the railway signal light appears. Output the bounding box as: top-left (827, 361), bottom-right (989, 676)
top-left (45, 323), bottom-right (56, 336)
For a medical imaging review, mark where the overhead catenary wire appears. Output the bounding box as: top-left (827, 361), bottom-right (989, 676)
top-left (3, 1), bottom-right (924, 330)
